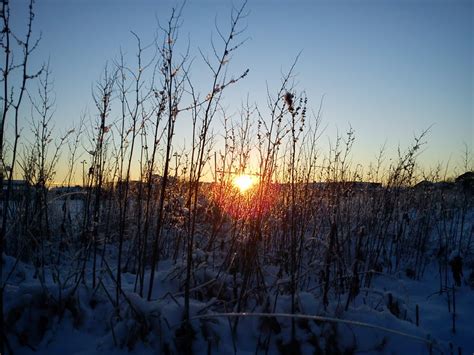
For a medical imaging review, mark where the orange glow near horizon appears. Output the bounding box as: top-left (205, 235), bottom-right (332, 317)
top-left (232, 174), bottom-right (256, 194)
top-left (210, 174), bottom-right (280, 221)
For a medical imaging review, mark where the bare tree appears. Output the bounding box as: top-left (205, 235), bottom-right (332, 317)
top-left (0, 0), bottom-right (42, 352)
top-left (147, 3), bottom-right (190, 301)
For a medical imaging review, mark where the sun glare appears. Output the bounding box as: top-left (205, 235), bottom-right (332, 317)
top-left (232, 174), bottom-right (255, 193)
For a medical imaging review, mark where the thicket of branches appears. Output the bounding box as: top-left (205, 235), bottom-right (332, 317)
top-left (1, 1), bottom-right (473, 354)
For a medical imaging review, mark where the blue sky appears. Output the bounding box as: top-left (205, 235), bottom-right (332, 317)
top-left (10, 0), bottom-right (473, 178)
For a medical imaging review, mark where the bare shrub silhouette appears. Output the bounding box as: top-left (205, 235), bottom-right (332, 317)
top-left (1, 1), bottom-right (472, 354)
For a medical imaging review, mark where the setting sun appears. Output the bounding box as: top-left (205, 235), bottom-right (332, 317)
top-left (3, 0), bottom-right (472, 353)
top-left (232, 174), bottom-right (256, 193)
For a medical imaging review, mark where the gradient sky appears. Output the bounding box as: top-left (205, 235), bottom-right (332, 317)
top-left (10, 0), bottom-right (473, 180)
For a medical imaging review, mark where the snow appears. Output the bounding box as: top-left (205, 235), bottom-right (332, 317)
top-left (4, 249), bottom-right (474, 354)
top-left (3, 191), bottom-right (474, 354)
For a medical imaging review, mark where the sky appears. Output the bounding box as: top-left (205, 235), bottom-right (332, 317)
top-left (8, 0), bottom-right (474, 181)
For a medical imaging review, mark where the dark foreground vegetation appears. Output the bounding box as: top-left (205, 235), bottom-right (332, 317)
top-left (1, 1), bottom-right (473, 354)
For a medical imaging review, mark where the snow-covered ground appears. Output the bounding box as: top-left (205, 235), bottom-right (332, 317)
top-left (4, 251), bottom-right (473, 354)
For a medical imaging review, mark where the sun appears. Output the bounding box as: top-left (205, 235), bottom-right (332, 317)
top-left (232, 174), bottom-right (255, 194)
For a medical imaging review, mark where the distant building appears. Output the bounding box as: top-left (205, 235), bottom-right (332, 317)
top-left (311, 181), bottom-right (382, 191)
top-left (0, 181), bottom-right (30, 220)
top-left (1, 180), bottom-right (30, 200)
top-left (6, 180), bottom-right (29, 191)
top-left (50, 185), bottom-right (86, 200)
